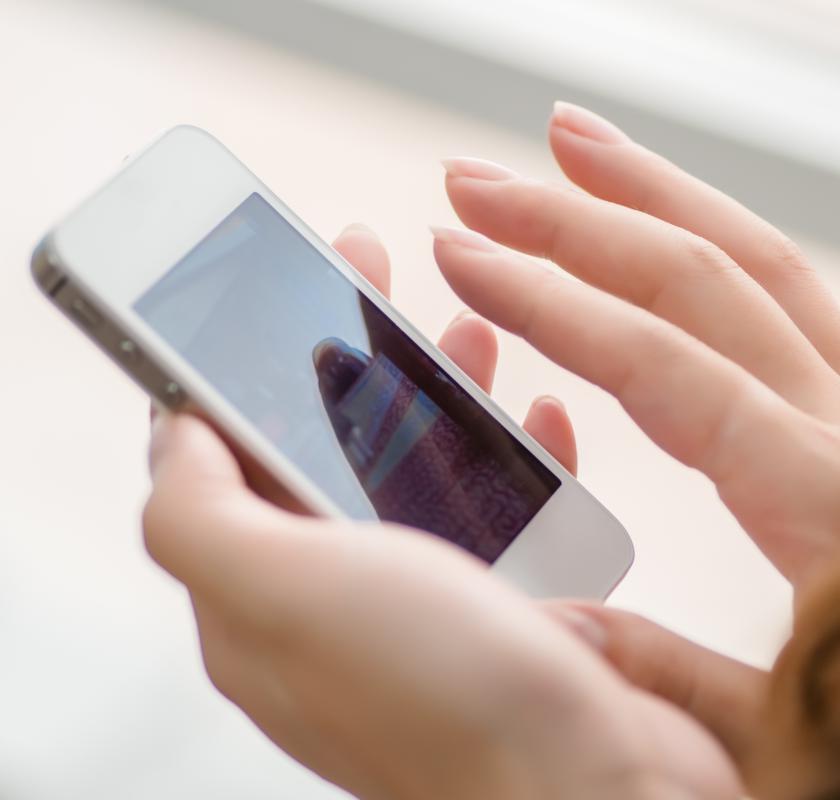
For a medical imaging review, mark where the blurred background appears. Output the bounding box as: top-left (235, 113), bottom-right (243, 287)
top-left (1, 0), bottom-right (838, 797)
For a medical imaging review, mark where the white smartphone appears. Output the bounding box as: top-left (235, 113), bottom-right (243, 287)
top-left (32, 126), bottom-right (633, 598)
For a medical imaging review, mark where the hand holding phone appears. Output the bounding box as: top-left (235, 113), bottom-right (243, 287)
top-left (137, 214), bottom-right (736, 799)
top-left (33, 103), bottom-right (840, 799)
top-left (140, 111), bottom-right (840, 799)
top-left (137, 220), bottom-right (660, 797)
top-left (32, 126), bottom-right (633, 598)
top-left (145, 392), bottom-right (737, 800)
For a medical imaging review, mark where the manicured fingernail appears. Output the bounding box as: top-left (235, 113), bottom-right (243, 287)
top-left (441, 156), bottom-right (519, 181)
top-left (534, 394), bottom-right (566, 413)
top-left (341, 222), bottom-right (376, 236)
top-left (551, 102), bottom-right (630, 145)
top-left (430, 225), bottom-right (498, 253)
top-left (554, 606), bottom-right (608, 650)
top-left (442, 310), bottom-right (478, 335)
top-left (446, 309), bottom-right (480, 330)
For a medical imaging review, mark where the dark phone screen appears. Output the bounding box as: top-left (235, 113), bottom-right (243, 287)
top-left (135, 193), bottom-right (559, 562)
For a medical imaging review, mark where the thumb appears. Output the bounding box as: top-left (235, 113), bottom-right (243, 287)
top-left (148, 412), bottom-right (244, 486)
top-left (144, 413), bottom-right (284, 598)
top-left (543, 601), bottom-right (768, 766)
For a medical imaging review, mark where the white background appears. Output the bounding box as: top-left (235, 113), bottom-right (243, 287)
top-left (1, 0), bottom-right (837, 797)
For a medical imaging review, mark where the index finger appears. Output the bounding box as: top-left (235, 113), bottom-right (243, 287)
top-left (442, 167), bottom-right (839, 417)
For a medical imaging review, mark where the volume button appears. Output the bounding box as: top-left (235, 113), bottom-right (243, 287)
top-left (118, 338), bottom-right (142, 365)
top-left (69, 297), bottom-right (103, 328)
top-left (161, 380), bottom-right (187, 409)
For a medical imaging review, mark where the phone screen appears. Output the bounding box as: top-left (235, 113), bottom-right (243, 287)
top-left (135, 193), bottom-right (560, 562)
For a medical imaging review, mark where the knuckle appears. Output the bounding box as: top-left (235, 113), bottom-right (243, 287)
top-left (764, 228), bottom-right (811, 276)
top-left (544, 185), bottom-right (588, 264)
top-left (547, 216), bottom-right (564, 263)
top-left (678, 231), bottom-right (737, 277)
top-left (521, 269), bottom-right (566, 342)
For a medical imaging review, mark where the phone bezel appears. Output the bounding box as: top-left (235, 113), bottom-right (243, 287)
top-left (36, 125), bottom-right (634, 598)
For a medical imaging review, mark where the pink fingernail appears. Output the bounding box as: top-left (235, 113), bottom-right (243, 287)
top-left (551, 102), bottom-right (631, 145)
top-left (430, 225), bottom-right (498, 253)
top-left (453, 308), bottom-right (477, 322)
top-left (444, 309), bottom-right (479, 332)
top-left (554, 606), bottom-right (608, 650)
top-left (342, 222), bottom-right (376, 236)
top-left (534, 394), bottom-right (567, 413)
top-left (441, 156), bottom-right (519, 181)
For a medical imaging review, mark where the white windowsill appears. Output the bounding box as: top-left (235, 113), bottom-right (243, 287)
top-left (310, 0), bottom-right (840, 174)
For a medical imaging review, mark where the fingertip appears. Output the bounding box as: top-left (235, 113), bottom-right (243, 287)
top-left (431, 228), bottom-right (497, 279)
top-left (438, 310), bottom-right (499, 392)
top-left (433, 236), bottom-right (539, 338)
top-left (441, 156), bottom-right (519, 181)
top-left (148, 414), bottom-right (246, 501)
top-left (523, 395), bottom-right (578, 476)
top-left (547, 105), bottom-right (635, 198)
top-left (547, 109), bottom-right (653, 206)
top-left (533, 394), bottom-right (566, 411)
top-left (547, 123), bottom-right (610, 193)
top-left (443, 168), bottom-right (584, 264)
top-left (550, 102), bottom-right (631, 145)
top-left (333, 223), bottom-right (391, 297)
top-left (430, 225), bottom-right (498, 253)
top-left (432, 235), bottom-right (488, 306)
top-left (442, 169), bottom-right (510, 235)
top-left (340, 222), bottom-right (378, 237)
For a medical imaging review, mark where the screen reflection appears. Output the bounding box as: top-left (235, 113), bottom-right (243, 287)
top-left (136, 193), bottom-right (559, 562)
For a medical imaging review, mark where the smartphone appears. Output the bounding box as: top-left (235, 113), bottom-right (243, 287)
top-left (31, 126), bottom-right (633, 598)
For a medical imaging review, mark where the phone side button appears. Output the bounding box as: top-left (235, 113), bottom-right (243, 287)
top-left (160, 380), bottom-right (187, 409)
top-left (118, 338), bottom-right (142, 365)
top-left (69, 297), bottom-right (103, 329)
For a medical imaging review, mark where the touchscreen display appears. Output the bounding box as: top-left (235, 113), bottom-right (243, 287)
top-left (135, 193), bottom-right (559, 562)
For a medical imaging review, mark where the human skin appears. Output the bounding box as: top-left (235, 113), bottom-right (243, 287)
top-left (144, 104), bottom-right (840, 798)
top-left (433, 102), bottom-right (840, 798)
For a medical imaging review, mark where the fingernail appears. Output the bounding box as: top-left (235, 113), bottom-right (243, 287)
top-left (445, 309), bottom-right (480, 331)
top-left (554, 606), bottom-right (608, 651)
top-left (534, 394), bottom-right (566, 413)
top-left (341, 222), bottom-right (376, 236)
top-left (443, 309), bottom-right (477, 334)
top-left (430, 225), bottom-right (498, 253)
top-left (551, 101), bottom-right (630, 145)
top-left (441, 156), bottom-right (519, 181)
